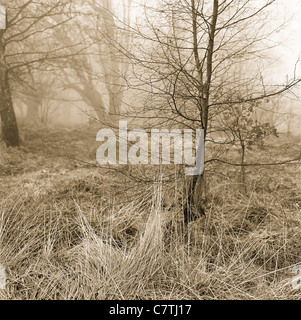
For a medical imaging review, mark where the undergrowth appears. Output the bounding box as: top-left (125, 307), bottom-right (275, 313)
top-left (0, 125), bottom-right (301, 300)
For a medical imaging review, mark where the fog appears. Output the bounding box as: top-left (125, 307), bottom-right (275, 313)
top-left (2, 0), bottom-right (301, 137)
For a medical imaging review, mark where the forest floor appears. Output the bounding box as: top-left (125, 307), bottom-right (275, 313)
top-left (0, 124), bottom-right (301, 300)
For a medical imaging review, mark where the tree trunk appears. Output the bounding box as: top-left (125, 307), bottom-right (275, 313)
top-left (240, 142), bottom-right (247, 193)
top-left (108, 94), bottom-right (120, 129)
top-left (0, 72), bottom-right (19, 147)
top-left (183, 173), bottom-right (206, 224)
top-left (25, 98), bottom-right (40, 124)
top-left (0, 34), bottom-right (19, 147)
top-left (183, 0), bottom-right (218, 224)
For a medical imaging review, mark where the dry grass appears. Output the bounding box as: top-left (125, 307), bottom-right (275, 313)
top-left (0, 126), bottom-right (301, 300)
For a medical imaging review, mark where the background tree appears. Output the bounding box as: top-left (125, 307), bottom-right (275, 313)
top-left (56, 0), bottom-right (133, 128)
top-left (0, 0), bottom-right (78, 147)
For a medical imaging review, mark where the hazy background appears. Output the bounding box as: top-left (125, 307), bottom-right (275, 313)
top-left (10, 0), bottom-right (301, 135)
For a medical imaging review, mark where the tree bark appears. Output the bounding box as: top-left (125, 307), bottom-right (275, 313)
top-left (0, 72), bottom-right (19, 147)
top-left (183, 0), bottom-right (219, 223)
top-left (184, 174), bottom-right (205, 224)
top-left (240, 142), bottom-right (247, 193)
top-left (0, 31), bottom-right (19, 147)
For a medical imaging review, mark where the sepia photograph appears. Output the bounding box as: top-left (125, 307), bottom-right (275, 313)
top-left (0, 0), bottom-right (301, 303)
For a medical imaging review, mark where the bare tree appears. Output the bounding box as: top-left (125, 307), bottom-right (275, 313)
top-left (0, 0), bottom-right (78, 147)
top-left (124, 0), bottom-right (301, 222)
top-left (57, 0), bottom-right (133, 128)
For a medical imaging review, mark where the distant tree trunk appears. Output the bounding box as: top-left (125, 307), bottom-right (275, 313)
top-left (240, 141), bottom-right (247, 193)
top-left (108, 91), bottom-right (121, 128)
top-left (287, 105), bottom-right (293, 137)
top-left (25, 98), bottom-right (40, 124)
top-left (0, 71), bottom-right (19, 147)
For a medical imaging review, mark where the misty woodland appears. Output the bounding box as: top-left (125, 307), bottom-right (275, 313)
top-left (1, 0), bottom-right (301, 300)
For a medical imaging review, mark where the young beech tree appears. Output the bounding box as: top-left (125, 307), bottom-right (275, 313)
top-left (125, 0), bottom-right (301, 222)
top-left (222, 103), bottom-right (278, 193)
